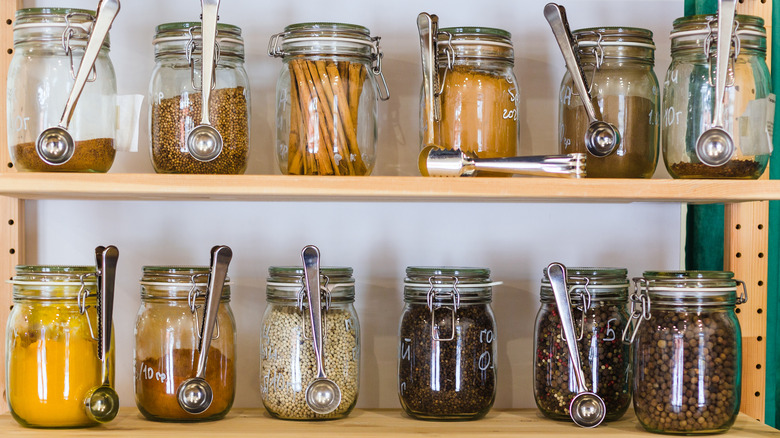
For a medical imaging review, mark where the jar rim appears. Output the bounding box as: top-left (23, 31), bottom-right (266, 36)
top-left (141, 265), bottom-right (231, 284)
top-left (154, 21), bottom-right (242, 35)
top-left (282, 22), bottom-right (371, 36)
top-left (575, 26), bottom-right (653, 38)
top-left (16, 7), bottom-right (95, 18)
top-left (268, 266), bottom-right (354, 279)
top-left (643, 270), bottom-right (734, 280)
top-left (405, 266), bottom-right (491, 284)
top-left (439, 26), bottom-right (512, 40)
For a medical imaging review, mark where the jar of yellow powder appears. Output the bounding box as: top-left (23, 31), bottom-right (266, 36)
top-left (6, 266), bottom-right (114, 428)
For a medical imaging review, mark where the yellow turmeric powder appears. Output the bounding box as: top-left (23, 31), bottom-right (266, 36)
top-left (7, 300), bottom-right (109, 428)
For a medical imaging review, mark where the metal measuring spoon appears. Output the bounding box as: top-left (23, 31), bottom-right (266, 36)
top-left (302, 245), bottom-right (342, 415)
top-left (547, 262), bottom-right (606, 428)
top-left (83, 245), bottom-right (119, 423)
top-left (177, 245), bottom-right (232, 414)
top-left (36, 0), bottom-right (120, 165)
top-left (419, 145), bottom-right (586, 178)
top-left (544, 3), bottom-right (620, 157)
top-left (186, 0), bottom-right (223, 162)
top-left (695, 0), bottom-right (737, 166)
top-left (417, 12), bottom-right (440, 147)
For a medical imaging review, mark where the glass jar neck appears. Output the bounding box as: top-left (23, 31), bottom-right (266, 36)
top-left (140, 266), bottom-right (231, 300)
top-left (266, 266), bottom-right (355, 303)
top-left (437, 26), bottom-right (514, 64)
top-left (404, 266), bottom-right (493, 304)
top-left (574, 27), bottom-right (655, 66)
top-left (540, 267), bottom-right (628, 303)
top-left (670, 14), bottom-right (766, 57)
top-left (11, 265), bottom-right (98, 300)
top-left (271, 22), bottom-right (377, 61)
top-left (14, 7), bottom-right (110, 50)
top-left (153, 22), bottom-right (244, 61)
top-left (636, 271), bottom-right (744, 309)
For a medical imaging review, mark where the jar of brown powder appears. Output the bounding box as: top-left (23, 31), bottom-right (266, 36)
top-left (558, 27), bottom-right (659, 178)
top-left (134, 266), bottom-right (236, 422)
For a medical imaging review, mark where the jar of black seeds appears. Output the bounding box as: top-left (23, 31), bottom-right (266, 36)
top-left (398, 267), bottom-right (497, 420)
top-left (149, 22), bottom-right (250, 174)
top-left (260, 266), bottom-right (360, 420)
top-left (627, 271), bottom-right (746, 435)
top-left (533, 267), bottom-right (631, 422)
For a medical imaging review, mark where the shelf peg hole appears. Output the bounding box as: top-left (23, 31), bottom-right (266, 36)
top-left (758, 336), bottom-right (764, 341)
top-left (8, 219), bottom-right (13, 225)
top-left (757, 309), bottom-right (763, 315)
top-left (736, 224), bottom-right (741, 230)
top-left (758, 224), bottom-right (764, 230)
top-left (735, 252), bottom-right (742, 258)
top-left (736, 308), bottom-right (741, 314)
top-left (9, 248), bottom-right (14, 255)
top-left (755, 391), bottom-right (761, 397)
top-left (759, 252), bottom-right (765, 258)
top-left (6, 19), bottom-right (11, 25)
top-left (757, 364), bottom-right (762, 369)
top-left (758, 280), bottom-right (764, 287)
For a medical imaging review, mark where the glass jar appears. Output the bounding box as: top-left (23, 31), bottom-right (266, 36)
top-left (662, 15), bottom-right (771, 179)
top-left (559, 27), bottom-right (659, 178)
top-left (423, 27), bottom-right (519, 173)
top-left (627, 271), bottom-right (745, 434)
top-left (261, 266), bottom-right (360, 420)
top-left (533, 267), bottom-right (631, 421)
top-left (149, 22), bottom-right (250, 174)
top-left (134, 266), bottom-right (236, 422)
top-left (6, 266), bottom-right (114, 428)
top-left (269, 22), bottom-right (389, 176)
top-left (398, 267), bottom-right (497, 420)
top-left (7, 8), bottom-right (117, 172)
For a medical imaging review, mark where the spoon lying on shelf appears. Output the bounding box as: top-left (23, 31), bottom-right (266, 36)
top-left (83, 245), bottom-right (119, 423)
top-left (302, 245), bottom-right (342, 415)
top-left (695, 0), bottom-right (737, 167)
top-left (547, 262), bottom-right (606, 428)
top-left (177, 245), bottom-right (232, 414)
top-left (418, 145), bottom-right (586, 177)
top-left (544, 3), bottom-right (620, 157)
top-left (36, 0), bottom-right (120, 165)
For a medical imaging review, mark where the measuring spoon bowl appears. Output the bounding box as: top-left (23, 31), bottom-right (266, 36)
top-left (84, 385), bottom-right (119, 423)
top-left (36, 127), bottom-right (75, 165)
top-left (187, 124), bottom-right (223, 162)
top-left (696, 126), bottom-right (735, 167)
top-left (570, 391), bottom-right (607, 428)
top-left (305, 377), bottom-right (342, 415)
top-left (585, 121), bottom-right (620, 157)
top-left (177, 377), bottom-right (214, 414)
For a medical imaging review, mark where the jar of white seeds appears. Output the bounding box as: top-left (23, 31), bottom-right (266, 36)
top-left (261, 266), bottom-right (360, 420)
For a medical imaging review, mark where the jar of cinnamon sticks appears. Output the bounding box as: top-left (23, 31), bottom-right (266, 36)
top-left (269, 23), bottom-right (390, 176)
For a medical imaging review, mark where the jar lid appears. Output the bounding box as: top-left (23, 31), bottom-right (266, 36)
top-left (573, 27), bottom-right (655, 49)
top-left (140, 266), bottom-right (232, 285)
top-left (405, 266), bottom-right (492, 285)
top-left (14, 7), bottom-right (110, 48)
top-left (10, 265), bottom-right (98, 299)
top-left (436, 26), bottom-right (513, 62)
top-left (540, 266), bottom-right (628, 300)
top-left (638, 270), bottom-right (745, 306)
top-left (669, 14), bottom-right (766, 51)
top-left (268, 22), bottom-right (379, 59)
top-left (266, 266), bottom-right (355, 302)
top-left (153, 21), bottom-right (244, 58)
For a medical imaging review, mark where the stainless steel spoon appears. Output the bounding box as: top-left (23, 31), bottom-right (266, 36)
top-left (547, 262), bottom-right (606, 428)
top-left (177, 245), bottom-right (232, 414)
top-left (302, 245), bottom-right (342, 415)
top-left (417, 12), bottom-right (440, 147)
top-left (695, 0), bottom-right (737, 167)
top-left (419, 145), bottom-right (586, 178)
top-left (186, 0), bottom-right (224, 162)
top-left (544, 3), bottom-right (620, 157)
top-left (35, 0), bottom-right (120, 165)
top-left (83, 245), bottom-right (119, 423)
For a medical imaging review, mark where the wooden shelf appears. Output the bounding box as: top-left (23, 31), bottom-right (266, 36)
top-left (0, 173), bottom-right (780, 203)
top-left (0, 408), bottom-right (777, 437)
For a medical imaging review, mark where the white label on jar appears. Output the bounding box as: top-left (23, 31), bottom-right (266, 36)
top-left (739, 94), bottom-right (775, 155)
top-left (115, 94), bottom-right (144, 152)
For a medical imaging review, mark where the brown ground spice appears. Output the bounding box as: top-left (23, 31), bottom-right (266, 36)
top-left (670, 160), bottom-right (762, 178)
top-left (12, 138), bottom-right (115, 172)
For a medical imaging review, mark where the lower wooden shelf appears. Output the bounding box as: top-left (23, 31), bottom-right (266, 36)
top-left (0, 408), bottom-right (777, 437)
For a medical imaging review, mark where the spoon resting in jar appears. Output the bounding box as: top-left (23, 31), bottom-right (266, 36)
top-left (83, 245), bottom-right (119, 423)
top-left (547, 262), bottom-right (606, 428)
top-left (177, 245), bottom-right (232, 414)
top-left (544, 3), bottom-right (620, 157)
top-left (302, 245), bottom-right (342, 415)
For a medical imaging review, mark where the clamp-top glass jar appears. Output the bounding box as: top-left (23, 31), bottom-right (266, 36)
top-left (7, 8), bottom-right (117, 172)
top-left (559, 28), bottom-right (659, 178)
top-left (626, 271), bottom-right (746, 434)
top-left (6, 266), bottom-right (115, 428)
top-left (261, 266), bottom-right (360, 420)
top-left (269, 22), bottom-right (389, 176)
top-left (662, 15), bottom-right (772, 179)
top-left (134, 266), bottom-right (236, 422)
top-left (534, 267), bottom-right (631, 421)
top-left (398, 267), bottom-right (497, 420)
top-left (149, 22), bottom-right (250, 174)
top-left (421, 26), bottom-right (519, 168)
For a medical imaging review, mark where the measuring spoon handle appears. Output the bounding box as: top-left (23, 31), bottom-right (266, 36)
top-left (195, 245), bottom-right (232, 379)
top-left (199, 0), bottom-right (220, 126)
top-left (95, 245), bottom-right (118, 384)
top-left (547, 262), bottom-right (589, 393)
top-left (59, 0), bottom-right (120, 128)
top-left (302, 245), bottom-right (327, 379)
top-left (713, 0), bottom-right (736, 128)
top-left (417, 12), bottom-right (439, 145)
top-left (543, 3), bottom-right (599, 123)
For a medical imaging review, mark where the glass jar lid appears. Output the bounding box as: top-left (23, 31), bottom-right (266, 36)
top-left (14, 7), bottom-right (110, 48)
top-left (404, 266), bottom-right (496, 304)
top-left (573, 27), bottom-right (655, 64)
top-left (140, 265), bottom-right (231, 299)
top-left (637, 270), bottom-right (746, 306)
top-left (268, 22), bottom-right (379, 59)
top-left (437, 26), bottom-right (514, 62)
top-left (153, 21), bottom-right (244, 59)
top-left (266, 266), bottom-right (355, 302)
top-left (540, 266), bottom-right (628, 301)
top-left (11, 265), bottom-right (97, 300)
top-left (670, 14), bottom-right (766, 53)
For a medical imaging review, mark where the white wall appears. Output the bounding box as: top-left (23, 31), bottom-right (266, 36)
top-left (24, 0), bottom-right (684, 409)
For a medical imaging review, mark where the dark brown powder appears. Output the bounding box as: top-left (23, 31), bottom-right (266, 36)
top-left (669, 160), bottom-right (762, 179)
top-left (12, 138), bottom-right (115, 172)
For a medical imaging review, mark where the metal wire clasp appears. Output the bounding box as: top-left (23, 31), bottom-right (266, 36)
top-left (186, 26), bottom-right (220, 91)
top-left (622, 277), bottom-right (652, 344)
top-left (704, 17), bottom-right (740, 87)
top-left (371, 36), bottom-right (390, 101)
top-left (560, 277), bottom-right (591, 342)
top-left (76, 272), bottom-right (99, 340)
top-left (427, 275), bottom-right (460, 342)
top-left (267, 32), bottom-right (285, 57)
top-left (188, 273), bottom-right (220, 341)
top-left (62, 12), bottom-right (97, 82)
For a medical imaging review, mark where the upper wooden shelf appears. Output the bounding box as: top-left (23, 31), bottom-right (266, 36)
top-left (0, 173), bottom-right (778, 203)
top-left (1, 408), bottom-right (777, 437)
